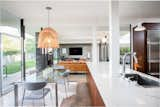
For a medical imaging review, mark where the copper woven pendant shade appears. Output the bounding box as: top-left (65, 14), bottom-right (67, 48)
top-left (38, 27), bottom-right (59, 48)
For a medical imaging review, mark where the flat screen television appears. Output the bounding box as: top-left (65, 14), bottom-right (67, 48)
top-left (69, 47), bottom-right (82, 55)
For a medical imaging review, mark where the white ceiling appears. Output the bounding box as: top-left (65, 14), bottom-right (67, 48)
top-left (1, 1), bottom-right (160, 43)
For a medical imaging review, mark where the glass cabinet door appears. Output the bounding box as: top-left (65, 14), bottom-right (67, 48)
top-left (147, 30), bottom-right (160, 78)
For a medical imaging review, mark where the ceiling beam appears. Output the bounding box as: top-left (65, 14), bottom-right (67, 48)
top-left (0, 0), bottom-right (107, 2)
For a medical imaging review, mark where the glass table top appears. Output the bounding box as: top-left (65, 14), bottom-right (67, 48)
top-left (25, 67), bottom-right (66, 83)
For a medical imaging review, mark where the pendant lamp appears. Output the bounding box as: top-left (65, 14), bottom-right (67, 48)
top-left (134, 23), bottom-right (146, 31)
top-left (38, 7), bottom-right (59, 48)
top-left (101, 36), bottom-right (107, 44)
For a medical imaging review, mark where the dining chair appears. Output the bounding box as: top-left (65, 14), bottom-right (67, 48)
top-left (62, 69), bottom-right (70, 97)
top-left (22, 81), bottom-right (52, 107)
top-left (53, 65), bottom-right (70, 98)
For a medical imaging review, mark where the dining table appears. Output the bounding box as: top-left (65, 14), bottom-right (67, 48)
top-left (12, 67), bottom-right (66, 107)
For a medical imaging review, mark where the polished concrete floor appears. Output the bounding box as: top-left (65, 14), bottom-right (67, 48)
top-left (0, 74), bottom-right (86, 107)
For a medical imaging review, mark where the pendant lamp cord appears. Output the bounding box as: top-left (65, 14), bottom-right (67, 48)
top-left (46, 6), bottom-right (52, 27)
top-left (48, 9), bottom-right (50, 27)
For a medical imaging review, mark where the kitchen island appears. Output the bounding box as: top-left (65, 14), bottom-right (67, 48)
top-left (86, 62), bottom-right (160, 107)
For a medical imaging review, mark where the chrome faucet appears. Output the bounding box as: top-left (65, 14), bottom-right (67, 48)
top-left (122, 52), bottom-right (138, 75)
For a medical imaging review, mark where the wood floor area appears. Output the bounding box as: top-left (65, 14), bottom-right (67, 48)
top-left (0, 74), bottom-right (86, 107)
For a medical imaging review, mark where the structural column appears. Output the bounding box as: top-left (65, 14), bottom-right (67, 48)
top-left (92, 26), bottom-right (98, 64)
top-left (0, 33), bottom-right (2, 95)
top-left (109, 0), bottom-right (120, 76)
top-left (20, 19), bottom-right (26, 80)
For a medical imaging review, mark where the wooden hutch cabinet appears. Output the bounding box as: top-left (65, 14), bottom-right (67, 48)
top-left (132, 23), bottom-right (160, 78)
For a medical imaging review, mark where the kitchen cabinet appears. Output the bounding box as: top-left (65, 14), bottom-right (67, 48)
top-left (147, 30), bottom-right (160, 78)
top-left (132, 23), bottom-right (160, 78)
top-left (87, 68), bottom-right (105, 107)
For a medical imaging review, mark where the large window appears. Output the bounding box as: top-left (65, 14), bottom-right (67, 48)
top-left (1, 34), bottom-right (21, 93)
top-left (0, 30), bottom-right (36, 94)
top-left (120, 31), bottom-right (130, 65)
top-left (25, 36), bottom-right (36, 77)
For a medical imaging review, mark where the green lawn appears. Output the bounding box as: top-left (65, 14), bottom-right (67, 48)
top-left (3, 60), bottom-right (36, 74)
top-left (26, 60), bottom-right (36, 68)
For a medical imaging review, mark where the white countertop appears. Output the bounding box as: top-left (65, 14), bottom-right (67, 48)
top-left (86, 62), bottom-right (160, 107)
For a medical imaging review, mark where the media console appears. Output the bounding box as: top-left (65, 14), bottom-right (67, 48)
top-left (58, 61), bottom-right (88, 73)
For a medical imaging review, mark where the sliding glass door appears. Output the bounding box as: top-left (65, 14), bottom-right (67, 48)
top-left (0, 33), bottom-right (21, 94)
top-left (24, 36), bottom-right (36, 77)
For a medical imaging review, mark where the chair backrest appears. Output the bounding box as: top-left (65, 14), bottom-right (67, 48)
top-left (24, 81), bottom-right (47, 91)
top-left (53, 65), bottom-right (65, 70)
top-left (63, 69), bottom-right (70, 77)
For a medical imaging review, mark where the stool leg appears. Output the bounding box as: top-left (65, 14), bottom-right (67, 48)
top-left (64, 78), bottom-right (68, 98)
top-left (43, 98), bottom-right (45, 107)
top-left (66, 76), bottom-right (70, 90)
top-left (22, 89), bottom-right (25, 106)
top-left (49, 91), bottom-right (53, 105)
top-left (43, 89), bottom-right (45, 107)
top-left (49, 84), bottom-right (53, 106)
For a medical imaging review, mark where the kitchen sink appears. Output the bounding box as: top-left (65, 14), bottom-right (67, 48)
top-left (124, 73), bottom-right (160, 87)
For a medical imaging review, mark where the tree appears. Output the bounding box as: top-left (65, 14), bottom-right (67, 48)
top-left (25, 38), bottom-right (35, 53)
top-left (2, 34), bottom-right (36, 55)
top-left (2, 35), bottom-right (20, 55)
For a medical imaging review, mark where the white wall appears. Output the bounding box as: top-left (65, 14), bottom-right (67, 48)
top-left (59, 44), bottom-right (92, 59)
